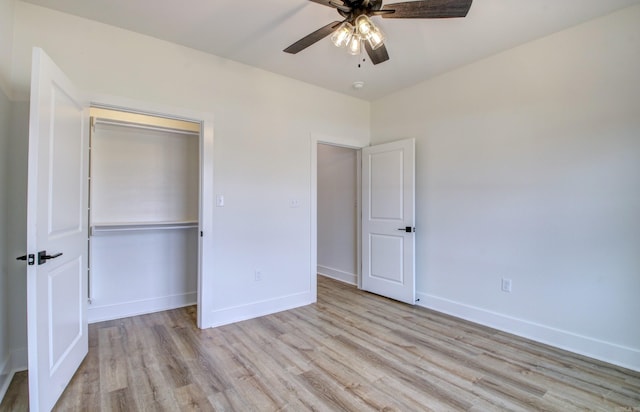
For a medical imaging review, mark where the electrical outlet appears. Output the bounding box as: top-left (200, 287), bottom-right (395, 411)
top-left (501, 278), bottom-right (512, 293)
top-left (254, 270), bottom-right (262, 281)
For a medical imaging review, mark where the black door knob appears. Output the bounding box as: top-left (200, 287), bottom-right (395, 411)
top-left (38, 251), bottom-right (63, 265)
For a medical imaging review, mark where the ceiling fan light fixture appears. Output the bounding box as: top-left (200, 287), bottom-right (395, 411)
top-left (285, 0), bottom-right (475, 66)
top-left (330, 22), bottom-right (354, 47)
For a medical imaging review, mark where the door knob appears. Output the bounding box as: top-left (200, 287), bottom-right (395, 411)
top-left (38, 250), bottom-right (63, 265)
top-left (397, 226), bottom-right (415, 233)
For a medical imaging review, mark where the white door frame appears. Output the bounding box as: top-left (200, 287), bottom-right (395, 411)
top-left (310, 133), bottom-right (365, 297)
top-left (88, 94), bottom-right (215, 328)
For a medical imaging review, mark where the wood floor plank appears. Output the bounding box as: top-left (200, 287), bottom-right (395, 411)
top-left (98, 326), bottom-right (129, 393)
top-left (102, 387), bottom-right (137, 412)
top-left (2, 275), bottom-right (640, 411)
top-left (171, 326), bottom-right (228, 393)
top-left (208, 388), bottom-right (253, 412)
top-left (296, 369), bottom-right (373, 411)
top-left (308, 347), bottom-right (409, 411)
top-left (135, 389), bottom-right (181, 412)
top-left (150, 323), bottom-right (192, 388)
top-left (173, 383), bottom-right (216, 411)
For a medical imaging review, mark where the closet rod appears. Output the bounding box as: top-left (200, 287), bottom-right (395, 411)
top-left (91, 220), bottom-right (198, 233)
top-left (93, 118), bottom-right (200, 136)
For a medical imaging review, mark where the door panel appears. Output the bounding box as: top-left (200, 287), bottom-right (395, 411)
top-left (49, 85), bottom-right (84, 235)
top-left (27, 47), bottom-right (88, 412)
top-left (362, 138), bottom-right (415, 304)
top-left (48, 258), bottom-right (83, 372)
top-left (370, 234), bottom-right (404, 283)
top-left (370, 149), bottom-right (404, 219)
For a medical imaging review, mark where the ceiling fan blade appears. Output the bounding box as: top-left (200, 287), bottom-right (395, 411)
top-left (365, 42), bottom-right (390, 65)
top-left (309, 0), bottom-right (351, 12)
top-left (381, 0), bottom-right (473, 19)
top-left (283, 21), bottom-right (342, 54)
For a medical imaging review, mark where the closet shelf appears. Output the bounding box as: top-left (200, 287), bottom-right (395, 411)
top-left (91, 221), bottom-right (198, 235)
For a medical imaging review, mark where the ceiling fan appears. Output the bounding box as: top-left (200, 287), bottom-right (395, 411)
top-left (284, 0), bottom-right (473, 65)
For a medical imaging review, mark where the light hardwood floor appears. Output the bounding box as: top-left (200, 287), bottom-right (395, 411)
top-left (2, 276), bottom-right (639, 411)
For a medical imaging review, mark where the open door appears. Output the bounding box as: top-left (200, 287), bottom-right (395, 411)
top-left (361, 138), bottom-right (415, 304)
top-left (25, 48), bottom-right (89, 411)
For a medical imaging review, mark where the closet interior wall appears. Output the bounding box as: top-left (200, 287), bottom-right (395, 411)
top-left (88, 108), bottom-right (200, 323)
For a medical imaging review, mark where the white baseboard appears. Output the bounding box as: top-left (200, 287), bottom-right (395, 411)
top-left (0, 348), bottom-right (28, 403)
top-left (88, 292), bottom-right (197, 323)
top-left (318, 266), bottom-right (357, 285)
top-left (202, 291), bottom-right (314, 328)
top-left (418, 292), bottom-right (640, 372)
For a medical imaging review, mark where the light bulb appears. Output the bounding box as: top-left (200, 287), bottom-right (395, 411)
top-left (330, 22), bottom-right (354, 48)
top-left (348, 35), bottom-right (361, 55)
top-left (355, 15), bottom-right (374, 36)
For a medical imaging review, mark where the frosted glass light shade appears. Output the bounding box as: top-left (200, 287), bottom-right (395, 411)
top-left (331, 22), bottom-right (354, 47)
top-left (366, 27), bottom-right (385, 50)
top-left (355, 15), bottom-right (374, 36)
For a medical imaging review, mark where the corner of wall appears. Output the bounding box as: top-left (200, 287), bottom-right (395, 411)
top-left (318, 267), bottom-right (357, 285)
top-left (0, 77), bottom-right (12, 103)
top-left (0, 346), bottom-right (28, 401)
top-left (0, 355), bottom-right (12, 403)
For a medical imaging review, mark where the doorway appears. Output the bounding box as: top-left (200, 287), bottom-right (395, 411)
top-left (316, 143), bottom-right (360, 287)
top-left (310, 136), bottom-right (417, 304)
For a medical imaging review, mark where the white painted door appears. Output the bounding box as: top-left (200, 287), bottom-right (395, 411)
top-left (361, 138), bottom-right (415, 304)
top-left (26, 48), bottom-right (88, 411)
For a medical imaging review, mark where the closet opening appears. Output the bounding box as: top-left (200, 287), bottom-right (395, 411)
top-left (87, 106), bottom-right (202, 326)
top-left (316, 142), bottom-right (360, 287)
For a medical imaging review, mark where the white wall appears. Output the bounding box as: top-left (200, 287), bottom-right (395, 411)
top-left (317, 144), bottom-right (358, 284)
top-left (0, 0), bottom-right (15, 395)
top-left (371, 5), bottom-right (640, 370)
top-left (9, 2), bottom-right (370, 329)
top-left (6, 102), bottom-right (29, 373)
top-left (0, 73), bottom-right (11, 399)
top-left (0, 0), bottom-right (15, 97)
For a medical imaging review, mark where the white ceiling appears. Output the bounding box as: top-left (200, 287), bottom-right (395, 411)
top-left (21, 0), bottom-right (640, 100)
